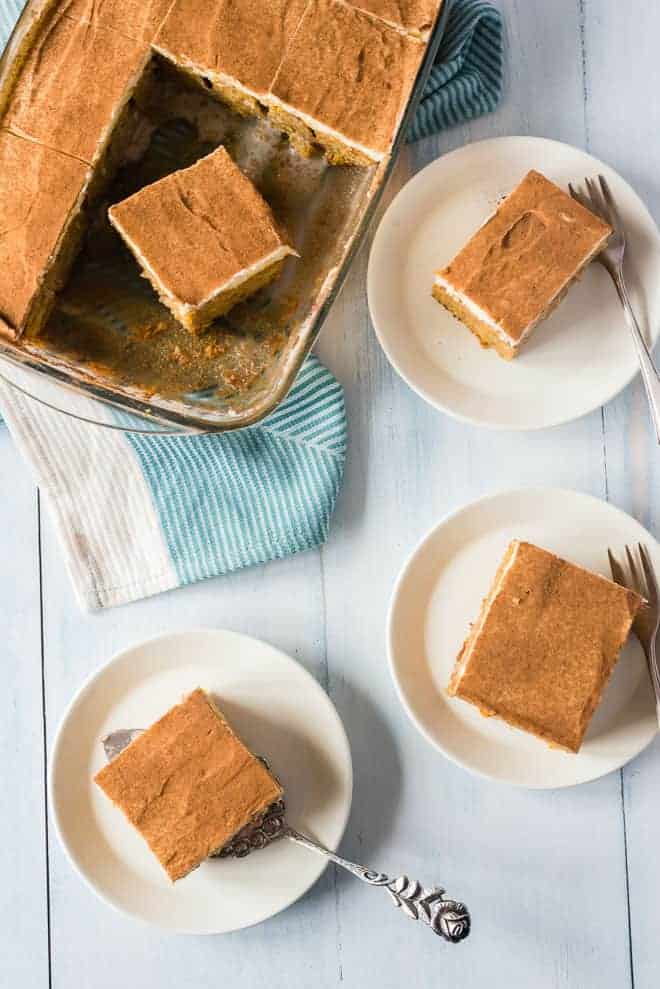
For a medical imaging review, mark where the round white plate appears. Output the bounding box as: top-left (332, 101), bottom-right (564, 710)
top-left (50, 629), bottom-right (353, 933)
top-left (388, 489), bottom-right (659, 788)
top-left (368, 136), bottom-right (660, 430)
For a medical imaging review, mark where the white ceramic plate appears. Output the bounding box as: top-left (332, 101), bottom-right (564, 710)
top-left (368, 136), bottom-right (660, 430)
top-left (388, 489), bottom-right (659, 788)
top-left (50, 629), bottom-right (353, 933)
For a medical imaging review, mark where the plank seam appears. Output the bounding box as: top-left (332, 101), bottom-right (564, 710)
top-left (37, 491), bottom-right (53, 989)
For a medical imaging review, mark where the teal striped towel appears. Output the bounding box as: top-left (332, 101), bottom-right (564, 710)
top-left (0, 0), bottom-right (502, 610)
top-left (410, 0), bottom-right (503, 142)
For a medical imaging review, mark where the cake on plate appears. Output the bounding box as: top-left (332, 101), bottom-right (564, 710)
top-left (448, 540), bottom-right (642, 752)
top-left (94, 688), bottom-right (283, 881)
top-left (108, 146), bottom-right (298, 333)
top-left (433, 170), bottom-right (612, 359)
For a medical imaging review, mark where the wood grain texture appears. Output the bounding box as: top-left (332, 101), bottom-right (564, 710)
top-left (0, 0), bottom-right (659, 987)
top-left (0, 434), bottom-right (49, 988)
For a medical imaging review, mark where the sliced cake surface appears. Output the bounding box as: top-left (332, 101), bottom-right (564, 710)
top-left (108, 145), bottom-right (296, 332)
top-left (3, 11), bottom-right (146, 165)
top-left (344, 0), bottom-right (443, 36)
top-left (448, 540), bottom-right (642, 752)
top-left (269, 0), bottom-right (424, 165)
top-left (155, 0), bottom-right (308, 103)
top-left (0, 130), bottom-right (89, 339)
top-left (94, 688), bottom-right (283, 881)
top-left (433, 170), bottom-right (611, 359)
top-left (61, 0), bottom-right (174, 43)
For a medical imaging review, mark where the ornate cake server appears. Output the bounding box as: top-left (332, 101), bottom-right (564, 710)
top-left (102, 729), bottom-right (470, 943)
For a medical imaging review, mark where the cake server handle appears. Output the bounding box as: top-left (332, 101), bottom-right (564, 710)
top-left (284, 826), bottom-right (470, 944)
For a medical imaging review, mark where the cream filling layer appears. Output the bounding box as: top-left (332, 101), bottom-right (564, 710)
top-left (433, 273), bottom-right (521, 348)
top-left (110, 215), bottom-right (295, 312)
top-left (265, 93), bottom-right (385, 162)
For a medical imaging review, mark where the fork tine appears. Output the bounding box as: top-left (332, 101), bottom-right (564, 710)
top-left (585, 176), bottom-right (609, 223)
top-left (639, 543), bottom-right (658, 605)
top-left (608, 548), bottom-right (627, 587)
top-left (598, 175), bottom-right (625, 235)
top-left (625, 544), bottom-right (646, 597)
top-left (569, 182), bottom-right (591, 212)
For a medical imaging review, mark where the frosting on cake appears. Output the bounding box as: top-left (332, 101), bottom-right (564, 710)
top-left (448, 540), bottom-right (642, 752)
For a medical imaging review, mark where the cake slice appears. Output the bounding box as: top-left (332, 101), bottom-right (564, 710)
top-left (2, 10), bottom-right (148, 166)
top-left (0, 131), bottom-right (89, 340)
top-left (344, 0), bottom-right (444, 37)
top-left (154, 0), bottom-right (308, 117)
top-left (94, 688), bottom-right (283, 882)
top-left (433, 170), bottom-right (612, 359)
top-left (268, 0), bottom-right (424, 165)
top-left (108, 146), bottom-right (297, 333)
top-left (448, 540), bottom-right (642, 753)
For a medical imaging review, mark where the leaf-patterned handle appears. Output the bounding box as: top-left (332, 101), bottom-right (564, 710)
top-left (286, 829), bottom-right (470, 943)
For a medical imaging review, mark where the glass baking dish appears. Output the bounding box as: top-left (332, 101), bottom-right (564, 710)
top-left (0, 0), bottom-right (452, 433)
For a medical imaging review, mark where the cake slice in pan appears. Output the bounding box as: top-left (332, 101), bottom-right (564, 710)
top-left (94, 688), bottom-right (283, 882)
top-left (154, 0), bottom-right (308, 118)
top-left (268, 0), bottom-right (424, 166)
top-left (433, 170), bottom-right (612, 359)
top-left (0, 131), bottom-right (89, 340)
top-left (2, 10), bottom-right (148, 166)
top-left (448, 540), bottom-right (642, 753)
top-left (108, 145), bottom-right (297, 333)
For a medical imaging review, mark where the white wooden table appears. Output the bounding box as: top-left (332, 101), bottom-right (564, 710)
top-left (2, 2), bottom-right (660, 986)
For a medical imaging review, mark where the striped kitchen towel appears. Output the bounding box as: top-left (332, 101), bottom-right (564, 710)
top-left (0, 0), bottom-right (502, 610)
top-left (0, 358), bottom-right (346, 609)
top-left (409, 0), bottom-right (504, 142)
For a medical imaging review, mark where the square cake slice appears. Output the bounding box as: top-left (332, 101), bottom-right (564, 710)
top-left (3, 11), bottom-right (147, 166)
top-left (0, 130), bottom-right (89, 340)
top-left (154, 0), bottom-right (308, 117)
top-left (268, 0), bottom-right (424, 166)
top-left (108, 146), bottom-right (297, 333)
top-left (433, 170), bottom-right (612, 359)
top-left (344, 0), bottom-right (443, 37)
top-left (448, 540), bottom-right (642, 753)
top-left (94, 688), bottom-right (283, 882)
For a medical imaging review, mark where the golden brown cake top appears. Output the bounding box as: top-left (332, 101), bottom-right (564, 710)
top-left (3, 12), bottom-right (146, 165)
top-left (109, 146), bottom-right (293, 306)
top-left (0, 130), bottom-right (88, 338)
top-left (450, 540), bottom-right (642, 752)
top-left (436, 170), bottom-right (611, 343)
top-left (61, 0), bottom-right (174, 43)
top-left (344, 0), bottom-right (443, 36)
top-left (94, 688), bottom-right (283, 882)
top-left (270, 0), bottom-right (424, 159)
top-left (155, 0), bottom-right (308, 97)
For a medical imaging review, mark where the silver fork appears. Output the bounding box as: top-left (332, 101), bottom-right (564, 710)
top-left (608, 543), bottom-right (660, 726)
top-left (569, 175), bottom-right (660, 444)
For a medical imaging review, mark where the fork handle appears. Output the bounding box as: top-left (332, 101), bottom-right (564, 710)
top-left (612, 272), bottom-right (660, 444)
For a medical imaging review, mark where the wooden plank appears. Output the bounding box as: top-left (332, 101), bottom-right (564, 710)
top-left (314, 0), bottom-right (632, 983)
top-left (39, 510), bottom-right (344, 988)
top-left (583, 3), bottom-right (660, 987)
top-left (0, 430), bottom-right (49, 987)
